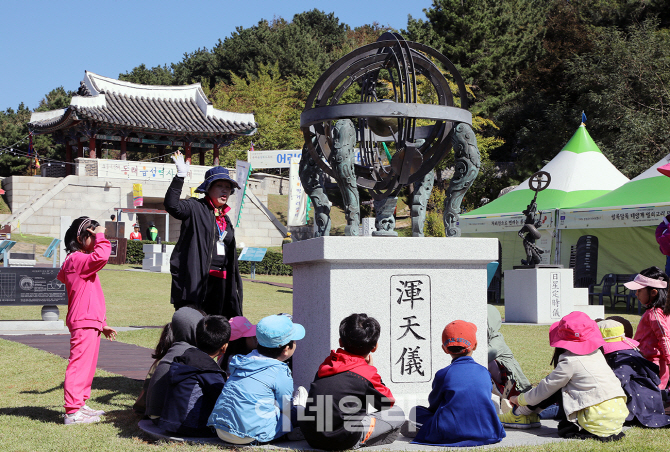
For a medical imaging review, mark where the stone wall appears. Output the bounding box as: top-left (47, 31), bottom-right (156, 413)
top-left (1, 167), bottom-right (287, 248)
top-left (235, 191), bottom-right (285, 248)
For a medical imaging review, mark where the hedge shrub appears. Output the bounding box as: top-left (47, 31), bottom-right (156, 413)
top-left (126, 241), bottom-right (292, 276)
top-left (237, 250), bottom-right (292, 276)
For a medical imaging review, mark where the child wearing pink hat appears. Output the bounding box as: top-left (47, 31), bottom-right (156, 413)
top-left (598, 319), bottom-right (670, 428)
top-left (626, 266), bottom-right (670, 390)
top-left (509, 311), bottom-right (628, 442)
top-left (220, 316), bottom-right (258, 374)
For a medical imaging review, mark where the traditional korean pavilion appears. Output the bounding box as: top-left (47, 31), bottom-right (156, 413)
top-left (29, 71), bottom-right (257, 173)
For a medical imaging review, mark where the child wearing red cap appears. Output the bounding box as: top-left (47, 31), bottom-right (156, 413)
top-left (626, 266), bottom-right (670, 389)
top-left (509, 311), bottom-right (628, 442)
top-left (401, 320), bottom-right (506, 447)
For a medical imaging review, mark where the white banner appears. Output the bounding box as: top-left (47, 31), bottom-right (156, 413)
top-left (287, 160), bottom-right (307, 226)
top-left (247, 150), bottom-right (302, 169)
top-left (96, 159), bottom-right (211, 182)
top-left (458, 211), bottom-right (555, 233)
top-left (247, 149), bottom-right (362, 169)
top-left (232, 160), bottom-right (252, 227)
top-left (557, 204), bottom-right (670, 229)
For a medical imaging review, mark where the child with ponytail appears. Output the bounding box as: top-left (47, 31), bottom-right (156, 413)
top-left (58, 216), bottom-right (117, 424)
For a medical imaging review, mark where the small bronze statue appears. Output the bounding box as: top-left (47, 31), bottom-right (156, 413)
top-left (518, 171), bottom-right (551, 266)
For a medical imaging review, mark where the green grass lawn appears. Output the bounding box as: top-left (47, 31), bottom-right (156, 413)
top-left (1, 269), bottom-right (668, 451)
top-left (0, 195), bottom-right (10, 214)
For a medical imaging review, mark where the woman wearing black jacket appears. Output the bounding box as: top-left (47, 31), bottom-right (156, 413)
top-left (164, 151), bottom-right (243, 317)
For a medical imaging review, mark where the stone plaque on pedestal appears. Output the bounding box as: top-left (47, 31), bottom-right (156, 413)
top-left (504, 268), bottom-right (604, 324)
top-left (283, 236), bottom-right (497, 410)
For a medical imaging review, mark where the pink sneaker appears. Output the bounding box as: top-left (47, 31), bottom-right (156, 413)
top-left (63, 410), bottom-right (101, 425)
top-left (80, 404), bottom-right (105, 416)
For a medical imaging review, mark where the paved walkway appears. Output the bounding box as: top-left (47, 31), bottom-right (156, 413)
top-left (1, 328), bottom-right (152, 381)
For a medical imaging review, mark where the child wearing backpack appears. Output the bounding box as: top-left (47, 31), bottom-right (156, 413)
top-left (597, 319), bottom-right (670, 428)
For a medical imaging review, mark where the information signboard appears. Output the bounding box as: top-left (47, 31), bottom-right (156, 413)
top-left (0, 268), bottom-right (67, 306)
top-left (238, 247), bottom-right (267, 262)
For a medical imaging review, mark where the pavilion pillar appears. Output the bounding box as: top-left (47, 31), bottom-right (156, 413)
top-left (185, 142), bottom-right (192, 162)
top-left (89, 136), bottom-right (97, 159)
top-left (120, 138), bottom-right (127, 160)
top-left (158, 145), bottom-right (166, 162)
top-left (65, 142), bottom-right (73, 175)
top-left (213, 144), bottom-right (220, 166)
top-left (199, 148), bottom-right (205, 166)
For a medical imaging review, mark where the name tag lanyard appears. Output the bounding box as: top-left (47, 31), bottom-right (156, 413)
top-left (216, 216), bottom-right (228, 255)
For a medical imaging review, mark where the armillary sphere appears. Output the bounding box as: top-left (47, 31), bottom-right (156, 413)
top-left (528, 171), bottom-right (551, 192)
top-left (300, 32), bottom-right (472, 200)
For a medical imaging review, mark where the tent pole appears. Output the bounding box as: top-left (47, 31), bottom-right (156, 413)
top-left (554, 210), bottom-right (561, 265)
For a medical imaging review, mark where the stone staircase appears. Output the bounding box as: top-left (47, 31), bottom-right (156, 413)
top-left (3, 176), bottom-right (73, 229)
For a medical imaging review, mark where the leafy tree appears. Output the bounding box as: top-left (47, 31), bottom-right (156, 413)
top-left (406, 0), bottom-right (553, 115)
top-left (173, 48), bottom-right (217, 88)
top-left (211, 63), bottom-right (304, 155)
top-left (212, 10), bottom-right (348, 94)
top-left (565, 18), bottom-right (670, 177)
top-left (119, 63), bottom-right (175, 85)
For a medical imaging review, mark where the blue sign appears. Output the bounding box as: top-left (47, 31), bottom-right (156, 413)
top-left (238, 247), bottom-right (267, 262)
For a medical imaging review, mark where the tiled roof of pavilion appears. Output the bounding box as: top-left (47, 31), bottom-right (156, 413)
top-left (29, 71), bottom-right (258, 136)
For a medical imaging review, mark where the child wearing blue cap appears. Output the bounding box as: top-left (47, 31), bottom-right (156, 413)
top-left (208, 314), bottom-right (306, 444)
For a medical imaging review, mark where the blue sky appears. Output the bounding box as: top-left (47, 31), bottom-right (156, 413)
top-left (1, 0), bottom-right (431, 112)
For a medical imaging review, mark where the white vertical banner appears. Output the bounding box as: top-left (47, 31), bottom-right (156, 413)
top-left (287, 159), bottom-right (307, 226)
top-left (232, 160), bottom-right (252, 227)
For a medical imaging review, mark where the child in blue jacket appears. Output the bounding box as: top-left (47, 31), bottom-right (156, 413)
top-left (402, 320), bottom-right (506, 447)
top-left (208, 315), bottom-right (305, 444)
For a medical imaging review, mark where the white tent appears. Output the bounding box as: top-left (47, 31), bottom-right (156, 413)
top-left (459, 124), bottom-right (629, 272)
top-left (556, 154), bottom-right (670, 278)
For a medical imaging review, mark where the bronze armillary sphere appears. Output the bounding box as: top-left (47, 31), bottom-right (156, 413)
top-left (300, 32), bottom-right (473, 200)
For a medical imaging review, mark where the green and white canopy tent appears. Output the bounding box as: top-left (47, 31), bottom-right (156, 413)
top-left (459, 124), bottom-right (629, 272)
top-left (556, 154), bottom-right (670, 279)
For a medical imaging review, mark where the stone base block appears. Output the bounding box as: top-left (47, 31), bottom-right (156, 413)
top-left (284, 236), bottom-right (497, 411)
top-left (504, 268), bottom-right (603, 324)
top-left (0, 320), bottom-right (65, 331)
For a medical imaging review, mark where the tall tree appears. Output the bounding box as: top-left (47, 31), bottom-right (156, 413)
top-left (119, 63), bottom-right (175, 85)
top-left (210, 63), bottom-right (303, 163)
top-left (566, 18), bottom-right (670, 177)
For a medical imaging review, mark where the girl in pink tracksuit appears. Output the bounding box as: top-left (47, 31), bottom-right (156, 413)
top-left (625, 267), bottom-right (670, 389)
top-left (57, 217), bottom-right (117, 425)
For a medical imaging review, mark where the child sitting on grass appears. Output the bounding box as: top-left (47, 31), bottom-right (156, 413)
top-left (598, 319), bottom-right (670, 428)
top-left (159, 315), bottom-right (230, 437)
top-left (208, 314), bottom-right (305, 444)
top-left (300, 313), bottom-right (405, 450)
top-left (144, 305), bottom-right (204, 419)
top-left (509, 311), bottom-right (628, 442)
top-left (133, 322), bottom-right (173, 415)
top-left (220, 316), bottom-right (258, 375)
top-left (402, 320), bottom-right (506, 447)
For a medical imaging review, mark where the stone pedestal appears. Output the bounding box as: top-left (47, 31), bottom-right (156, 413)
top-left (142, 244), bottom-right (175, 273)
top-left (504, 268), bottom-right (604, 324)
top-left (283, 236), bottom-right (497, 411)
